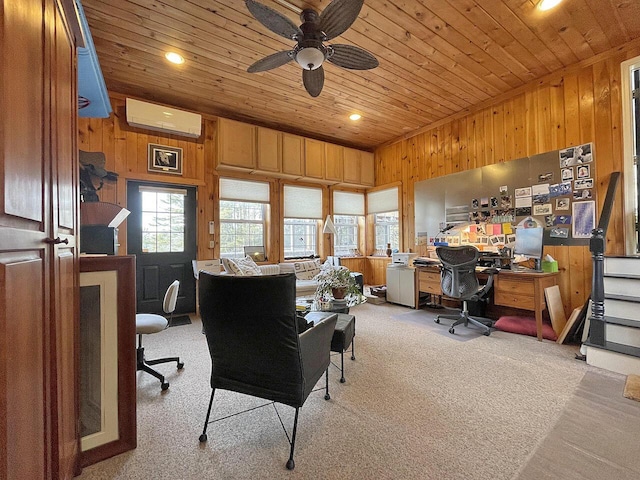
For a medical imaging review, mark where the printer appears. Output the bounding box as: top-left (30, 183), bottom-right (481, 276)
top-left (391, 252), bottom-right (418, 267)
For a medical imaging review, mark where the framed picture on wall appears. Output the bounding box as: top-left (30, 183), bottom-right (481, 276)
top-left (148, 144), bottom-right (183, 175)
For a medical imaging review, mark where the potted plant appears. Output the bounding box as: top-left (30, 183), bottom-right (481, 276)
top-left (314, 265), bottom-right (364, 306)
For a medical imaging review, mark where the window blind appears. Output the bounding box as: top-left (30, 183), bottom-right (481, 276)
top-left (333, 191), bottom-right (365, 215)
top-left (284, 185), bottom-right (322, 219)
top-left (367, 187), bottom-right (398, 214)
top-left (219, 178), bottom-right (270, 203)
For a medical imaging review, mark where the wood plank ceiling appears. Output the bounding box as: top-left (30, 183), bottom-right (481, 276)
top-left (81, 0), bottom-right (640, 150)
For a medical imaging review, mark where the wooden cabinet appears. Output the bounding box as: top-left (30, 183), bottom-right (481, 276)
top-left (217, 118), bottom-right (256, 169)
top-left (325, 143), bottom-right (344, 182)
top-left (343, 148), bottom-right (375, 186)
top-left (361, 151), bottom-right (375, 186)
top-left (282, 133), bottom-right (304, 176)
top-left (339, 257), bottom-right (366, 275)
top-left (365, 256), bottom-right (392, 285)
top-left (256, 127), bottom-right (281, 172)
top-left (305, 138), bottom-right (325, 179)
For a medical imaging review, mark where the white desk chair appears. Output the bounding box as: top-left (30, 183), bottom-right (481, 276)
top-left (136, 280), bottom-right (184, 390)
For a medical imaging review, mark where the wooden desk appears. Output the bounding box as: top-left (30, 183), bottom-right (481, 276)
top-left (415, 266), bottom-right (559, 341)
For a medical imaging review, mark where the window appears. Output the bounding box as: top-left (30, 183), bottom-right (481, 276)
top-left (284, 185), bottom-right (322, 258)
top-left (219, 200), bottom-right (266, 258)
top-left (374, 211), bottom-right (399, 250)
top-left (633, 68), bottom-right (640, 252)
top-left (333, 190), bottom-right (365, 256)
top-left (333, 215), bottom-right (358, 255)
top-left (140, 187), bottom-right (186, 253)
top-left (367, 186), bottom-right (400, 251)
top-left (284, 218), bottom-right (318, 257)
top-left (219, 178), bottom-right (270, 258)
top-left (622, 57), bottom-right (640, 254)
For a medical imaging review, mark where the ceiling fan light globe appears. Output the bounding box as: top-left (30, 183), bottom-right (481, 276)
top-left (296, 47), bottom-right (324, 70)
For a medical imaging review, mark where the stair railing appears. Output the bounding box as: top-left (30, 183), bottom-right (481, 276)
top-left (588, 171), bottom-right (621, 346)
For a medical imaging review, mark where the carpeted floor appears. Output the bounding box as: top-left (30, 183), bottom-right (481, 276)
top-left (77, 301), bottom-right (640, 480)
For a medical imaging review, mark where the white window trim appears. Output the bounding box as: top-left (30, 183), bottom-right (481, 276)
top-left (621, 55), bottom-right (640, 254)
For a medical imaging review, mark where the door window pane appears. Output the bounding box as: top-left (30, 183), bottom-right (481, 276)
top-left (140, 190), bottom-right (186, 253)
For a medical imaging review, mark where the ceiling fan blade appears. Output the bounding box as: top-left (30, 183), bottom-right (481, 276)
top-left (245, 0), bottom-right (302, 40)
top-left (318, 0), bottom-right (364, 41)
top-left (247, 50), bottom-right (294, 73)
top-left (328, 44), bottom-right (378, 70)
top-left (303, 67), bottom-right (324, 97)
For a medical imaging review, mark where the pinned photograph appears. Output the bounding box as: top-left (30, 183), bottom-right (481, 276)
top-left (561, 168), bottom-right (574, 181)
top-left (532, 183), bottom-right (550, 195)
top-left (573, 189), bottom-right (592, 200)
top-left (556, 198), bottom-right (570, 210)
top-left (471, 198), bottom-right (479, 209)
top-left (577, 164), bottom-right (590, 179)
top-left (499, 185), bottom-right (508, 195)
top-left (550, 228), bottom-right (569, 238)
top-left (490, 197), bottom-right (498, 208)
top-left (533, 194), bottom-right (549, 205)
top-left (515, 187), bottom-right (532, 198)
top-left (554, 215), bottom-right (571, 225)
top-left (572, 201), bottom-right (596, 239)
top-left (533, 204), bottom-right (552, 215)
top-left (500, 196), bottom-right (512, 209)
top-left (515, 206), bottom-right (532, 216)
top-left (559, 142), bottom-right (593, 167)
top-left (481, 197), bottom-right (489, 208)
top-left (550, 181), bottom-right (572, 196)
top-left (538, 172), bottom-right (553, 182)
top-left (506, 234), bottom-right (516, 244)
top-left (545, 215), bottom-right (555, 227)
top-left (575, 178), bottom-right (594, 190)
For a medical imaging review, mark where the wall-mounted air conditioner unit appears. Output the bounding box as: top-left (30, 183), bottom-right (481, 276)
top-left (126, 98), bottom-right (202, 138)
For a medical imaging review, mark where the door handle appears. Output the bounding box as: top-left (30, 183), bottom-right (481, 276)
top-left (44, 237), bottom-right (69, 245)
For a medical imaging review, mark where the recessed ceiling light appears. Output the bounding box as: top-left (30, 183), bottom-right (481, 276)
top-left (538, 0), bottom-right (563, 11)
top-left (349, 113), bottom-right (361, 121)
top-left (165, 52), bottom-right (185, 64)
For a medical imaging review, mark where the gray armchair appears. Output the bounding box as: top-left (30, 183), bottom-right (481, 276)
top-left (197, 272), bottom-right (337, 470)
top-left (434, 246), bottom-right (497, 336)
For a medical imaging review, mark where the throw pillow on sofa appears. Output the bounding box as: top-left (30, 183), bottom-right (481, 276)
top-left (294, 259), bottom-right (321, 280)
top-left (235, 256), bottom-right (262, 276)
top-left (221, 258), bottom-right (243, 275)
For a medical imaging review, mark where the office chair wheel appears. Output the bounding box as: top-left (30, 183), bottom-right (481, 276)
top-left (161, 382), bottom-right (170, 391)
top-left (177, 362), bottom-right (184, 370)
top-left (448, 327), bottom-right (455, 334)
top-left (286, 459), bottom-right (295, 470)
top-left (199, 433), bottom-right (207, 443)
top-left (434, 318), bottom-right (440, 324)
top-left (324, 393), bottom-right (331, 401)
top-left (483, 330), bottom-right (490, 336)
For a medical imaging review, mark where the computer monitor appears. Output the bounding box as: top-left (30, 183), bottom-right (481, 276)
top-left (514, 227), bottom-right (544, 270)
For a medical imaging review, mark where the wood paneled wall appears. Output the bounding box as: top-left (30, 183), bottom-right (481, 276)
top-left (375, 46), bottom-right (640, 315)
top-left (78, 95), bottom-right (216, 261)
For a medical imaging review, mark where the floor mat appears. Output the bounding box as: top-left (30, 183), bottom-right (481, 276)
top-left (391, 308), bottom-right (491, 342)
top-left (168, 315), bottom-right (192, 327)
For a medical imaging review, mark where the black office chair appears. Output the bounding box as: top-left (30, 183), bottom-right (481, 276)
top-left (434, 246), bottom-right (497, 336)
top-left (198, 272), bottom-right (337, 470)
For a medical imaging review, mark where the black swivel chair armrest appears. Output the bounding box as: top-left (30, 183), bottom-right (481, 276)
top-left (477, 268), bottom-right (499, 298)
top-left (299, 313), bottom-right (338, 389)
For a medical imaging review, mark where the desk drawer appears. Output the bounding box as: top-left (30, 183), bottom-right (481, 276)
top-left (418, 272), bottom-right (441, 295)
top-left (494, 291), bottom-right (535, 310)
top-left (494, 277), bottom-right (534, 310)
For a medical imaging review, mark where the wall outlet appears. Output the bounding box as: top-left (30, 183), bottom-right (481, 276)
top-left (209, 240), bottom-right (215, 249)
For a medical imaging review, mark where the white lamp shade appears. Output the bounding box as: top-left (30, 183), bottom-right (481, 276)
top-left (296, 47), bottom-right (324, 70)
top-left (323, 215), bottom-right (338, 235)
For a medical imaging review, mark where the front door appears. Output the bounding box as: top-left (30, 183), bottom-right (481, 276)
top-left (127, 181), bottom-right (197, 314)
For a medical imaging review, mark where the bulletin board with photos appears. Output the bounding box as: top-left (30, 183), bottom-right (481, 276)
top-left (414, 142), bottom-right (596, 248)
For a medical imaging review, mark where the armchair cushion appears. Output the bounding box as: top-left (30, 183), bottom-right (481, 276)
top-left (235, 255), bottom-right (262, 275)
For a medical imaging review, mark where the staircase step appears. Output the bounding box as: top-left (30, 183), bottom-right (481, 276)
top-left (604, 298), bottom-right (640, 320)
top-left (605, 293), bottom-right (640, 302)
top-left (604, 276), bottom-right (640, 299)
top-left (606, 323), bottom-right (640, 348)
top-left (604, 272), bottom-right (640, 280)
top-left (605, 256), bottom-right (640, 276)
top-left (605, 316), bottom-right (640, 328)
top-left (585, 342), bottom-right (640, 376)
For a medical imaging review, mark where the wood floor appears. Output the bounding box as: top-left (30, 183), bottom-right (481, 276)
top-left (516, 370), bottom-right (640, 480)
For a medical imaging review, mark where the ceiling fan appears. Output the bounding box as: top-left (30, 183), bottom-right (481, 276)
top-left (245, 0), bottom-right (379, 97)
